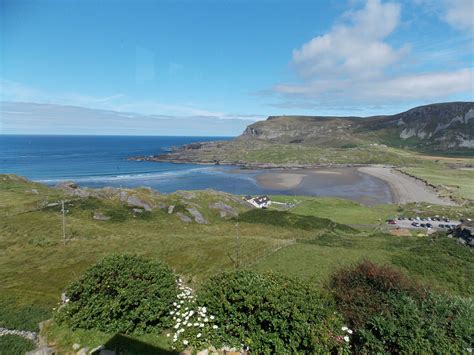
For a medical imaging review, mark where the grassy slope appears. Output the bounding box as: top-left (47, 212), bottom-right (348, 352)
top-left (401, 165), bottom-right (474, 201)
top-left (202, 139), bottom-right (426, 166)
top-left (1, 175), bottom-right (473, 351)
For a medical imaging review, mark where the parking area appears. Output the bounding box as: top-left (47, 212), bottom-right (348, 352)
top-left (386, 216), bottom-right (462, 231)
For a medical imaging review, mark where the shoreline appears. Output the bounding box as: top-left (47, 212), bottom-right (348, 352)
top-left (357, 166), bottom-right (457, 206)
top-left (128, 156), bottom-right (372, 170)
top-left (131, 157), bottom-right (457, 206)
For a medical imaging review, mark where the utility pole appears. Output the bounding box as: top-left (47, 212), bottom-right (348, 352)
top-left (61, 200), bottom-right (66, 245)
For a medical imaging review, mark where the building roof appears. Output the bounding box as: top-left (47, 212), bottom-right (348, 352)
top-left (253, 196), bottom-right (270, 204)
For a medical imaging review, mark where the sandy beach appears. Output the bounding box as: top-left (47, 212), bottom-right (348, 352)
top-left (358, 166), bottom-right (456, 206)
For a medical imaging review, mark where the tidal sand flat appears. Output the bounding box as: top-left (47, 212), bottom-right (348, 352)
top-left (255, 172), bottom-right (305, 189)
top-left (255, 168), bottom-right (393, 205)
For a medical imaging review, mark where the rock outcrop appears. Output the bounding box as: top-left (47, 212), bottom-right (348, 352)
top-left (209, 201), bottom-right (238, 218)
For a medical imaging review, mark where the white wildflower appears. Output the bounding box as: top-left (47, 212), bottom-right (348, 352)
top-left (197, 333), bottom-right (202, 338)
top-left (210, 315), bottom-right (215, 320)
top-left (347, 329), bottom-right (353, 334)
top-left (342, 326), bottom-right (348, 331)
top-left (212, 325), bottom-right (218, 329)
top-left (199, 323), bottom-right (204, 327)
top-left (183, 340), bottom-right (188, 345)
top-left (344, 336), bottom-right (350, 342)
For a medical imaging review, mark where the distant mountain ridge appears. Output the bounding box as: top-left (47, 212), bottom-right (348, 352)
top-left (242, 102), bottom-right (474, 150)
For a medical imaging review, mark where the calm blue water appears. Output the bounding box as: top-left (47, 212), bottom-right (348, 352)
top-left (0, 135), bottom-right (393, 204)
top-left (0, 135), bottom-right (262, 193)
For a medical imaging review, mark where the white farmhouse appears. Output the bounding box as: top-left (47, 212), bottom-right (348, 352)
top-left (245, 195), bottom-right (271, 209)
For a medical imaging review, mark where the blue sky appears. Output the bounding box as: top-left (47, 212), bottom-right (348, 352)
top-left (0, 0), bottom-right (473, 135)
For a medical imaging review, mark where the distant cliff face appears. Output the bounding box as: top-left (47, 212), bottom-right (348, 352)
top-left (372, 102), bottom-right (474, 149)
top-left (241, 102), bottom-right (474, 151)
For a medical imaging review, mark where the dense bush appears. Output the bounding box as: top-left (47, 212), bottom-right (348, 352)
top-left (0, 335), bottom-right (35, 355)
top-left (56, 254), bottom-right (177, 334)
top-left (358, 292), bottom-right (473, 353)
top-left (329, 260), bottom-right (425, 327)
top-left (329, 260), bottom-right (473, 353)
top-left (196, 271), bottom-right (350, 354)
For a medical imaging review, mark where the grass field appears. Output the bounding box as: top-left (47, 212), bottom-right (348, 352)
top-left (401, 165), bottom-right (474, 201)
top-left (195, 139), bottom-right (427, 166)
top-left (1, 174), bottom-right (473, 352)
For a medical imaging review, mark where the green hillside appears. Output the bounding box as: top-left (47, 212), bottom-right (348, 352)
top-left (1, 175), bottom-right (473, 352)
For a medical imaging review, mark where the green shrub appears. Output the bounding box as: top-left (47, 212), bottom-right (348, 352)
top-left (329, 260), bottom-right (425, 327)
top-left (56, 254), bottom-right (177, 334)
top-left (0, 335), bottom-right (35, 355)
top-left (330, 261), bottom-right (473, 353)
top-left (197, 271), bottom-right (349, 354)
top-left (358, 293), bottom-right (473, 353)
top-left (28, 236), bottom-right (57, 247)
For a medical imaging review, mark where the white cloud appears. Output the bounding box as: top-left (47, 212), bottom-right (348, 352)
top-left (0, 101), bottom-right (260, 136)
top-left (443, 0), bottom-right (474, 33)
top-left (272, 0), bottom-right (473, 107)
top-left (0, 79), bottom-right (261, 122)
top-left (275, 68), bottom-right (473, 102)
top-left (292, 0), bottom-right (404, 80)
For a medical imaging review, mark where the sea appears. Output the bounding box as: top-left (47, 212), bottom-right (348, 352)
top-left (0, 135), bottom-right (393, 204)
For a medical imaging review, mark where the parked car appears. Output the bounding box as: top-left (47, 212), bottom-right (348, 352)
top-left (411, 222), bottom-right (419, 227)
top-left (408, 217), bottom-right (413, 221)
top-left (387, 219), bottom-right (397, 225)
top-left (426, 223), bottom-right (432, 228)
top-left (420, 223), bottom-right (426, 228)
top-left (439, 224), bottom-right (445, 228)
